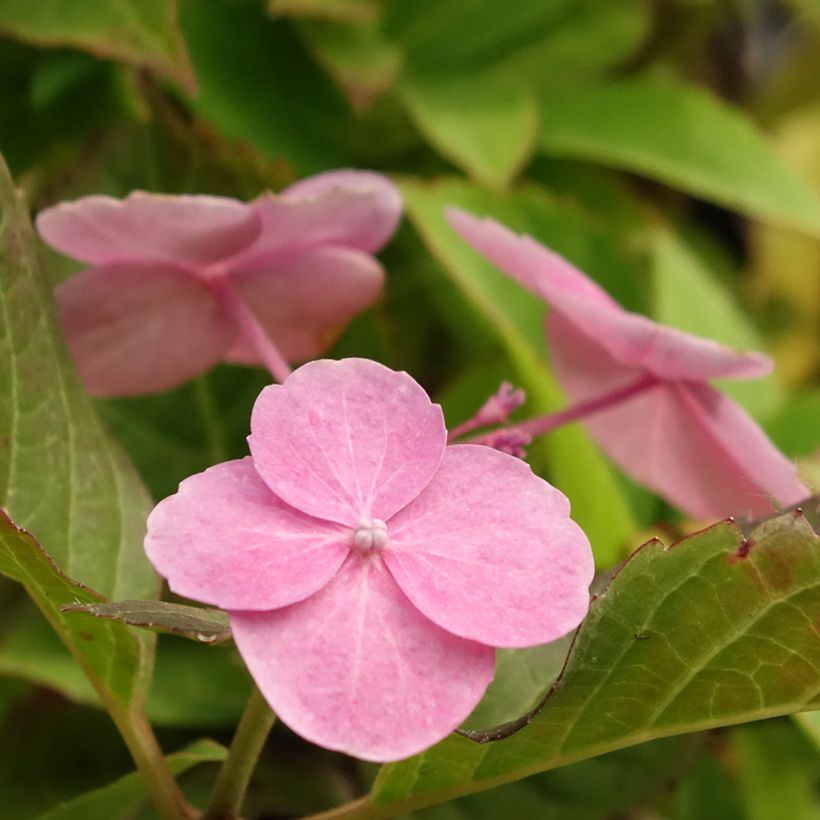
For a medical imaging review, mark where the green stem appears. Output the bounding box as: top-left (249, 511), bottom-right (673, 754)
top-left (194, 375), bottom-right (228, 465)
top-left (110, 704), bottom-right (195, 820)
top-left (204, 685), bottom-right (276, 820)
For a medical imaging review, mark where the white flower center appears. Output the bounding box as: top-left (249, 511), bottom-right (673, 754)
top-left (353, 517), bottom-right (388, 552)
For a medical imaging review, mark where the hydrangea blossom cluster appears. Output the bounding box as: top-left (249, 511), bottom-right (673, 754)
top-left (38, 170), bottom-right (810, 766)
top-left (36, 170), bottom-right (401, 395)
top-left (447, 209), bottom-right (808, 521)
top-left (145, 358), bottom-right (594, 761)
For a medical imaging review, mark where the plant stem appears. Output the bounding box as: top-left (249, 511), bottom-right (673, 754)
top-left (204, 685), bottom-right (277, 820)
top-left (194, 375), bottom-right (228, 464)
top-left (469, 374), bottom-right (660, 446)
top-left (219, 283), bottom-right (292, 384)
top-left (110, 704), bottom-right (195, 820)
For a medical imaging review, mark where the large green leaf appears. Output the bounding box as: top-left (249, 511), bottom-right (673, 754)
top-left (398, 176), bottom-right (635, 564)
top-left (384, 0), bottom-right (645, 82)
top-left (0, 603), bottom-right (250, 728)
top-left (409, 737), bottom-right (692, 820)
top-left (538, 77), bottom-right (820, 235)
top-left (312, 512), bottom-right (820, 818)
top-left (399, 72), bottom-right (538, 190)
top-left (0, 512), bottom-right (146, 711)
top-left (0, 154), bottom-right (155, 601)
top-left (0, 0), bottom-right (194, 91)
top-left (38, 739), bottom-right (226, 820)
top-left (384, 0), bottom-right (646, 186)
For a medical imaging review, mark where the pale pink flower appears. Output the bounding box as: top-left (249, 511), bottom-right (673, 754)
top-left (447, 209), bottom-right (808, 521)
top-left (144, 358), bottom-right (593, 761)
top-left (36, 170), bottom-right (401, 396)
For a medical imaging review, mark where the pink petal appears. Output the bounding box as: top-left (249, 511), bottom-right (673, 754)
top-left (550, 318), bottom-right (808, 519)
top-left (230, 554), bottom-right (495, 762)
top-left (384, 445), bottom-right (594, 648)
top-left (446, 207), bottom-right (617, 308)
top-left (224, 246), bottom-right (384, 364)
top-left (249, 359), bottom-right (446, 525)
top-left (280, 169), bottom-right (403, 252)
top-left (56, 263), bottom-right (236, 396)
top-left (145, 458), bottom-right (350, 610)
top-left (447, 209), bottom-right (771, 381)
top-left (37, 192), bottom-right (259, 266)
top-left (236, 171), bottom-right (402, 264)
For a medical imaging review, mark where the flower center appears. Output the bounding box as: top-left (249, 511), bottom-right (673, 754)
top-left (353, 517), bottom-right (388, 552)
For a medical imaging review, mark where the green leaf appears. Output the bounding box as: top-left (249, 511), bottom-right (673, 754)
top-left (765, 390), bottom-right (820, 457)
top-left (270, 0), bottom-right (380, 24)
top-left (180, 0), bottom-right (353, 175)
top-left (410, 737), bottom-right (692, 820)
top-left (0, 512), bottom-right (146, 710)
top-left (0, 153), bottom-right (155, 602)
top-left (538, 77), bottom-right (820, 234)
top-left (297, 18), bottom-right (401, 110)
top-left (650, 226), bottom-right (784, 419)
top-left (384, 0), bottom-right (645, 82)
top-left (673, 755), bottom-right (745, 820)
top-left (399, 71), bottom-right (538, 189)
top-left (0, 603), bottom-right (250, 728)
top-left (355, 512), bottom-right (820, 815)
top-left (37, 739), bottom-right (226, 820)
top-left (63, 600), bottom-right (231, 644)
top-left (732, 720), bottom-right (820, 820)
top-left (462, 639), bottom-right (569, 731)
top-left (398, 176), bottom-right (635, 564)
top-left (0, 0), bottom-right (195, 91)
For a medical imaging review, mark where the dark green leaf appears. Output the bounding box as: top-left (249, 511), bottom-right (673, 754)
top-left (180, 0), bottom-right (353, 175)
top-left (63, 600), bottom-right (231, 644)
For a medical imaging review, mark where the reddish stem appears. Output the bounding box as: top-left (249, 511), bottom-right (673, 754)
top-left (219, 283), bottom-right (292, 384)
top-left (470, 374), bottom-right (660, 446)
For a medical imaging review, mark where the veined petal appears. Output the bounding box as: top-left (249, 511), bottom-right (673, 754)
top-left (37, 191), bottom-right (259, 266)
top-left (385, 445), bottom-right (594, 648)
top-left (249, 359), bottom-right (446, 525)
top-left (448, 209), bottom-right (771, 381)
top-left (550, 319), bottom-right (808, 519)
top-left (225, 246), bottom-right (384, 364)
top-left (56, 262), bottom-right (235, 396)
top-left (145, 458), bottom-right (350, 610)
top-left (230, 554), bottom-right (495, 762)
top-left (237, 171), bottom-right (402, 263)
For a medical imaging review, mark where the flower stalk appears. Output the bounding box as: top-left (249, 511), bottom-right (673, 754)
top-left (203, 685), bottom-right (277, 820)
top-left (469, 375), bottom-right (660, 446)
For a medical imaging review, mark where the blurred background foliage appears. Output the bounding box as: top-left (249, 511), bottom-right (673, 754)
top-left (0, 0), bottom-right (818, 817)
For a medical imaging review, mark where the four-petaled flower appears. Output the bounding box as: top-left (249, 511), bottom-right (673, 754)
top-left (447, 209), bottom-right (808, 520)
top-left (145, 358), bottom-right (594, 761)
top-left (36, 170), bottom-right (401, 396)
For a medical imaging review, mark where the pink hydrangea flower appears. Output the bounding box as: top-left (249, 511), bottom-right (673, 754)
top-left (36, 170), bottom-right (401, 396)
top-left (447, 209), bottom-right (808, 521)
top-left (144, 358), bottom-right (593, 761)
